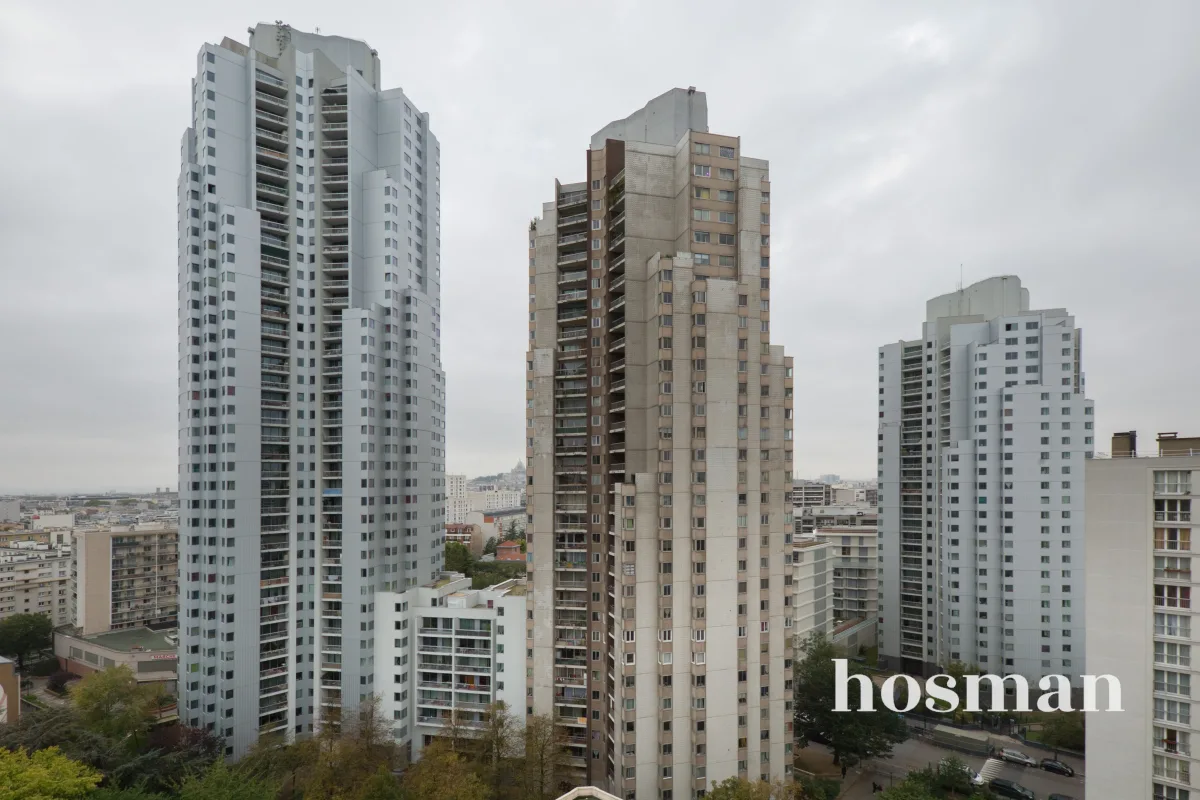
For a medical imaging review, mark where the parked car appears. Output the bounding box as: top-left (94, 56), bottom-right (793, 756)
top-left (999, 748), bottom-right (1038, 767)
top-left (989, 778), bottom-right (1036, 799)
top-left (1040, 758), bottom-right (1075, 776)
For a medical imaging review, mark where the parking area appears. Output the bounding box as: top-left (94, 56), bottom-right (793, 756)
top-left (837, 738), bottom-right (1085, 799)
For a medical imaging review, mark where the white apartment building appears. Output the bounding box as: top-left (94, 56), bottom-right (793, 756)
top-left (374, 575), bottom-right (526, 760)
top-left (792, 538), bottom-right (832, 643)
top-left (466, 489), bottom-right (525, 513)
top-left (177, 23), bottom-right (445, 756)
top-left (817, 525), bottom-right (879, 623)
top-left (1087, 433), bottom-right (1200, 800)
top-left (527, 88), bottom-right (795, 794)
top-left (878, 276), bottom-right (1094, 682)
top-left (0, 546), bottom-right (72, 626)
top-left (446, 474), bottom-right (469, 524)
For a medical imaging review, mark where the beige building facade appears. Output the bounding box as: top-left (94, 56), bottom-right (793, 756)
top-left (72, 524), bottom-right (179, 636)
top-left (1086, 433), bottom-right (1200, 800)
top-left (526, 88), bottom-right (795, 797)
top-left (0, 546), bottom-right (71, 625)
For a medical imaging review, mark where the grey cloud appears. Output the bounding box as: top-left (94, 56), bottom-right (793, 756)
top-left (1, 0), bottom-right (1197, 490)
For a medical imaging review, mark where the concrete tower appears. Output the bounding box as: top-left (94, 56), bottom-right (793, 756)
top-left (177, 23), bottom-right (445, 756)
top-left (526, 89), bottom-right (796, 796)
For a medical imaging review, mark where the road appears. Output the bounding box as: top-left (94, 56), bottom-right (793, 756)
top-left (835, 737), bottom-right (1085, 799)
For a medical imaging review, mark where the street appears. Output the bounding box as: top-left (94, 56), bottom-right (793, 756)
top-left (831, 737), bottom-right (1085, 799)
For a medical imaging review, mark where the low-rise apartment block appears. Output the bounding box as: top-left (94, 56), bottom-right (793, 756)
top-left (374, 575), bottom-right (526, 760)
top-left (444, 523), bottom-right (486, 557)
top-left (818, 525), bottom-right (880, 624)
top-left (0, 545), bottom-right (71, 625)
top-left (793, 538), bottom-right (833, 643)
top-left (72, 524), bottom-right (179, 636)
top-left (1087, 431), bottom-right (1200, 800)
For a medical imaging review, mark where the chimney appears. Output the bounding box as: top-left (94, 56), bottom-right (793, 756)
top-left (1112, 431), bottom-right (1137, 458)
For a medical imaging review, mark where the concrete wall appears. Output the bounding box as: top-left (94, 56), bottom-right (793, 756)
top-left (1085, 456), bottom-right (1200, 800)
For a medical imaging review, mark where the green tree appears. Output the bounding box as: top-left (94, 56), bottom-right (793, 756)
top-left (793, 633), bottom-right (907, 766)
top-left (483, 537), bottom-right (498, 557)
top-left (70, 666), bottom-right (164, 746)
top-left (400, 740), bottom-right (489, 800)
top-left (0, 613), bottom-right (54, 674)
top-left (356, 766), bottom-right (404, 800)
top-left (0, 746), bottom-right (102, 799)
top-left (178, 761), bottom-right (277, 800)
top-left (1038, 709), bottom-right (1085, 752)
top-left (518, 714), bottom-right (567, 800)
top-left (706, 777), bottom-right (802, 800)
top-left (445, 542), bottom-right (473, 574)
top-left (89, 788), bottom-right (165, 800)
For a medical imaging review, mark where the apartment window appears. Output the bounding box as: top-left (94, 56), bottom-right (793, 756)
top-left (719, 146), bottom-right (735, 158)
top-left (1156, 669), bottom-right (1192, 697)
top-left (1156, 612), bottom-right (1191, 638)
top-left (693, 209), bottom-right (711, 221)
top-left (718, 233), bottom-right (736, 245)
top-left (695, 143), bottom-right (710, 155)
top-left (1157, 641), bottom-right (1192, 667)
top-left (694, 187), bottom-right (710, 199)
top-left (694, 164), bottom-right (711, 177)
top-left (1156, 471), bottom-right (1193, 495)
top-left (694, 231), bottom-right (711, 244)
top-left (1157, 528), bottom-right (1191, 551)
top-left (718, 168), bottom-right (736, 180)
top-left (719, 190), bottom-right (736, 202)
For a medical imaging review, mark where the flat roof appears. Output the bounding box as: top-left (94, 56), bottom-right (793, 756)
top-left (77, 627), bottom-right (176, 654)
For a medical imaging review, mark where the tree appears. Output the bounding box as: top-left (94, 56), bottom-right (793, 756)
top-left (793, 633), bottom-right (907, 765)
top-left (445, 542), bottom-right (473, 574)
top-left (178, 761), bottom-right (277, 800)
top-left (0, 746), bottom-right (102, 799)
top-left (46, 671), bottom-right (76, 695)
top-left (304, 697), bottom-right (402, 799)
top-left (519, 714), bottom-right (567, 800)
top-left (356, 766), bottom-right (404, 800)
top-left (474, 702), bottom-right (520, 795)
top-left (1038, 710), bottom-right (1084, 752)
top-left (0, 613), bottom-right (54, 673)
top-left (70, 666), bottom-right (164, 746)
top-left (706, 777), bottom-right (802, 800)
top-left (483, 537), bottom-right (498, 557)
top-left (504, 521), bottom-right (519, 541)
top-left (400, 739), bottom-right (489, 800)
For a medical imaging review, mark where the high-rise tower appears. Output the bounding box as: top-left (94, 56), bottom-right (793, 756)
top-left (177, 23), bottom-right (445, 757)
top-left (877, 276), bottom-right (1093, 683)
top-left (526, 89), bottom-right (796, 797)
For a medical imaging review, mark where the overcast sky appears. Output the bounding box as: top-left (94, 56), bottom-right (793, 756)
top-left (1, 1), bottom-right (1197, 493)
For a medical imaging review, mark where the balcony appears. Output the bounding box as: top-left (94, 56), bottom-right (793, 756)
top-left (557, 191), bottom-right (587, 210)
top-left (255, 90), bottom-right (287, 112)
top-left (255, 127), bottom-right (289, 147)
top-left (558, 213), bottom-right (587, 228)
top-left (322, 193), bottom-right (350, 209)
top-left (322, 122), bottom-right (349, 139)
top-left (323, 156), bottom-right (349, 173)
